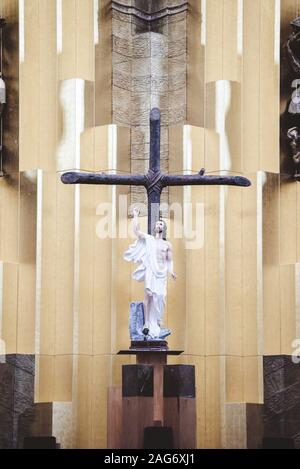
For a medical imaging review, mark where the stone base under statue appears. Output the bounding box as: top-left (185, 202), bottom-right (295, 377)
top-left (129, 301), bottom-right (170, 341)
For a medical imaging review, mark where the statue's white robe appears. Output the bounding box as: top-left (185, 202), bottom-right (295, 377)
top-left (124, 234), bottom-right (167, 338)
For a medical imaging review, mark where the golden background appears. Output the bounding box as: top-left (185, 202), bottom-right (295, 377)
top-left (0, 0), bottom-right (299, 448)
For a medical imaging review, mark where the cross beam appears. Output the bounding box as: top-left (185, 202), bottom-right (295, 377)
top-left (61, 108), bottom-right (251, 234)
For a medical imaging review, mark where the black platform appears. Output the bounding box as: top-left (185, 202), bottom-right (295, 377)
top-left (118, 349), bottom-right (184, 355)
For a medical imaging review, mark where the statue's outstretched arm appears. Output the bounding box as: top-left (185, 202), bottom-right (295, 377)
top-left (133, 207), bottom-right (145, 239)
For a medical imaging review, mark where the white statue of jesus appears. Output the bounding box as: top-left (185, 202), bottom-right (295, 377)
top-left (124, 208), bottom-right (176, 339)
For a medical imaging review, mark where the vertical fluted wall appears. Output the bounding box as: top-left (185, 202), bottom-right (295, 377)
top-left (0, 0), bottom-right (298, 448)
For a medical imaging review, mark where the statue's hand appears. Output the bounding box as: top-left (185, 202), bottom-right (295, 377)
top-left (171, 272), bottom-right (177, 280)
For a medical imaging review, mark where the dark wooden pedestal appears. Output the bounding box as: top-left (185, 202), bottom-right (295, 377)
top-left (107, 345), bottom-right (196, 449)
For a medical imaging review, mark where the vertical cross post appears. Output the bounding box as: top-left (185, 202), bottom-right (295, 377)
top-left (148, 108), bottom-right (162, 235)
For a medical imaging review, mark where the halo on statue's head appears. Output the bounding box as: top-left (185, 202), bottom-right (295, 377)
top-left (153, 218), bottom-right (167, 240)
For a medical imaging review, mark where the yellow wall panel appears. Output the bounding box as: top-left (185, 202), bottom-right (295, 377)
top-left (222, 0), bottom-right (239, 82)
top-left (60, 0), bottom-right (94, 81)
top-left (226, 82), bottom-right (242, 172)
top-left (185, 216), bottom-right (205, 356)
top-left (81, 128), bottom-right (96, 170)
top-left (242, 0), bottom-right (279, 173)
top-left (113, 236), bottom-right (131, 352)
top-left (36, 354), bottom-right (55, 402)
top-left (76, 0), bottom-right (95, 81)
top-left (19, 0), bottom-right (39, 171)
top-left (263, 173), bottom-right (281, 354)
top-left (54, 355), bottom-right (73, 401)
top-left (20, 0), bottom-right (58, 168)
top-left (39, 0), bottom-right (58, 171)
top-left (168, 126), bottom-right (186, 351)
top-left (280, 264), bottom-right (296, 355)
top-left (78, 190), bottom-right (112, 355)
top-left (17, 263), bottom-right (36, 354)
top-left (263, 173), bottom-right (280, 266)
top-left (185, 126), bottom-right (206, 356)
top-left (76, 355), bottom-right (93, 448)
top-left (93, 188), bottom-right (112, 355)
top-left (205, 0), bottom-right (239, 83)
top-left (280, 180), bottom-right (297, 265)
top-left (242, 175), bottom-right (260, 357)
top-left (260, 0), bottom-right (279, 173)
top-left (225, 187), bottom-right (243, 356)
top-left (17, 172), bottom-right (37, 354)
top-left (205, 356), bottom-right (223, 448)
top-left (226, 356), bottom-right (244, 402)
top-left (39, 173), bottom-right (74, 357)
top-left (296, 184), bottom-right (300, 262)
top-left (205, 0), bottom-right (223, 83)
top-left (187, 0), bottom-right (204, 126)
top-left (79, 125), bottom-right (129, 355)
top-left (78, 126), bottom-right (111, 355)
top-left (78, 185), bottom-right (95, 355)
top-left (167, 217), bottom-right (186, 351)
top-left (40, 172), bottom-right (57, 355)
top-left (112, 130), bottom-right (131, 353)
top-left (1, 263), bottom-right (18, 353)
top-left (242, 0), bottom-right (260, 173)
top-left (205, 186), bottom-right (223, 356)
top-left (264, 265), bottom-right (281, 354)
top-left (91, 356), bottom-right (111, 448)
top-left (95, 0), bottom-right (112, 125)
top-left (0, 176), bottom-right (19, 263)
top-left (243, 356), bottom-right (263, 403)
top-left (55, 179), bottom-right (75, 355)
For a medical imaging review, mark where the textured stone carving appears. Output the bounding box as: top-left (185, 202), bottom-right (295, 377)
top-left (263, 355), bottom-right (300, 448)
top-left (0, 354), bottom-right (35, 448)
top-left (111, 1), bottom-right (188, 212)
top-left (0, 355), bottom-right (72, 448)
top-left (112, 1), bottom-right (188, 22)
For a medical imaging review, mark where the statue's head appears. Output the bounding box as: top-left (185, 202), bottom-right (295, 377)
top-left (154, 219), bottom-right (167, 240)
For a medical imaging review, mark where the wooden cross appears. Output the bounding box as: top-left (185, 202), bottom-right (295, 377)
top-left (61, 108), bottom-right (251, 234)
